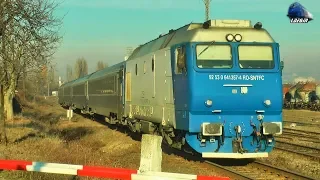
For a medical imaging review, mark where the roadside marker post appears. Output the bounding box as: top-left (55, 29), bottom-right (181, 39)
top-left (67, 107), bottom-right (73, 121)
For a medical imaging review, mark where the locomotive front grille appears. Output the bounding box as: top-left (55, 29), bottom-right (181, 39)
top-left (201, 123), bottom-right (222, 136)
top-left (262, 122), bottom-right (282, 135)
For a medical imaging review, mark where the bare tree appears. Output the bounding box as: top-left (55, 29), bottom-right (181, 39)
top-left (66, 64), bottom-right (73, 82)
top-left (0, 85), bottom-right (6, 144)
top-left (28, 69), bottom-right (48, 101)
top-left (96, 61), bottom-right (108, 71)
top-left (42, 64), bottom-right (55, 96)
top-left (47, 64), bottom-right (59, 93)
top-left (0, 0), bottom-right (63, 142)
top-left (74, 57), bottom-right (88, 79)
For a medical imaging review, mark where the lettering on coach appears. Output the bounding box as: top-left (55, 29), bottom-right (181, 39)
top-left (209, 74), bottom-right (265, 81)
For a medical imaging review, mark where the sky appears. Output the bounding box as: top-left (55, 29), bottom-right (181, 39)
top-left (53, 0), bottom-right (320, 83)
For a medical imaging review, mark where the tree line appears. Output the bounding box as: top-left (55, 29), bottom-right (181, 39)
top-left (66, 58), bottom-right (108, 82)
top-left (0, 0), bottom-right (63, 143)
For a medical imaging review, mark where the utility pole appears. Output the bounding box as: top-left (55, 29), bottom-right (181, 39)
top-left (47, 64), bottom-right (53, 97)
top-left (47, 79), bottom-right (50, 96)
top-left (23, 70), bottom-right (26, 101)
top-left (47, 65), bottom-right (49, 97)
top-left (202, 0), bottom-right (212, 21)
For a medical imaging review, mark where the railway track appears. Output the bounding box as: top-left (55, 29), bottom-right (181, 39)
top-left (274, 128), bottom-right (320, 158)
top-left (283, 121), bottom-right (320, 127)
top-left (279, 128), bottom-right (320, 143)
top-left (283, 128), bottom-right (320, 137)
top-left (165, 143), bottom-right (317, 180)
top-left (279, 135), bottom-right (320, 144)
top-left (274, 140), bottom-right (320, 159)
top-left (206, 160), bottom-right (316, 180)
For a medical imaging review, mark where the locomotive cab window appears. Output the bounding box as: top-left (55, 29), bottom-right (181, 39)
top-left (196, 45), bottom-right (232, 69)
top-left (238, 45), bottom-right (274, 69)
top-left (175, 46), bottom-right (186, 74)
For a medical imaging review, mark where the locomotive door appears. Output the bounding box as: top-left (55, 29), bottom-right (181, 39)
top-left (172, 45), bottom-right (189, 130)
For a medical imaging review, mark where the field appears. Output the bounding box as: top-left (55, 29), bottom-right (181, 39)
top-left (0, 97), bottom-right (319, 179)
top-left (260, 109), bottom-right (320, 179)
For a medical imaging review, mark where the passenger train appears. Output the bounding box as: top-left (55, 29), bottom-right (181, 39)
top-left (58, 19), bottom-right (284, 159)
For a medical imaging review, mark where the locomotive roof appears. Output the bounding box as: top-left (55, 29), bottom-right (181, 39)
top-left (127, 19), bottom-right (275, 61)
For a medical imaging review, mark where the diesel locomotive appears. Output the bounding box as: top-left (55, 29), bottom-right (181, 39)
top-left (58, 19), bottom-right (284, 159)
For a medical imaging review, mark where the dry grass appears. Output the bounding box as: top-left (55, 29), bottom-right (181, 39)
top-left (283, 109), bottom-right (320, 123)
top-left (260, 150), bottom-right (320, 179)
top-left (283, 109), bottom-right (320, 132)
top-left (1, 96), bottom-right (319, 179)
top-left (0, 96), bottom-right (223, 180)
top-left (269, 109), bottom-right (320, 179)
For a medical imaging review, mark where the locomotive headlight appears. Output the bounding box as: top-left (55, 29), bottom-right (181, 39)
top-left (226, 34), bottom-right (234, 42)
top-left (205, 99), bottom-right (213, 107)
top-left (264, 100), bottom-right (271, 106)
top-left (234, 34), bottom-right (242, 42)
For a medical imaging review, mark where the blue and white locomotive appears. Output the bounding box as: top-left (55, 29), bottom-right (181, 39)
top-left (58, 19), bottom-right (284, 159)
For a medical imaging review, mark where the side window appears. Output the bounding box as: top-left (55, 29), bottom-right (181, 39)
top-left (135, 64), bottom-right (138, 75)
top-left (175, 46), bottom-right (186, 74)
top-left (151, 56), bottom-right (155, 72)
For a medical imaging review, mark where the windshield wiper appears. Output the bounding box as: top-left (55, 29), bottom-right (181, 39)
top-left (198, 40), bottom-right (215, 57)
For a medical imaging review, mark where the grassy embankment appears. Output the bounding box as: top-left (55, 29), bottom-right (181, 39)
top-left (0, 96), bottom-right (141, 180)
